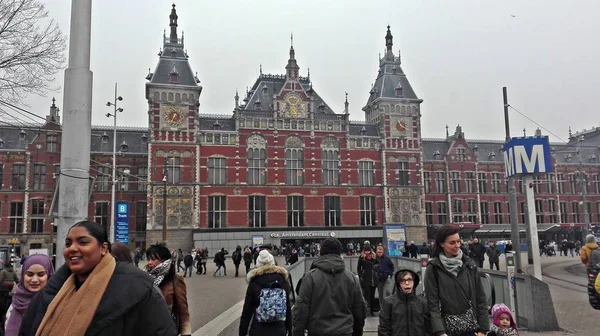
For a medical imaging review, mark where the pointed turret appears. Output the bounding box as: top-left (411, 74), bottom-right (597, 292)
top-left (385, 25), bottom-right (394, 60)
top-left (169, 4), bottom-right (178, 43)
top-left (47, 97), bottom-right (60, 123)
top-left (234, 89), bottom-right (239, 109)
top-left (285, 33), bottom-right (300, 79)
top-left (344, 92), bottom-right (349, 115)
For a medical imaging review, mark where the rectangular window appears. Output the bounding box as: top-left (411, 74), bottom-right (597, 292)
top-left (322, 150), bottom-right (340, 186)
top-left (451, 172), bottom-right (461, 193)
top-left (586, 202), bottom-right (592, 223)
top-left (491, 173), bottom-right (501, 194)
top-left (30, 199), bottom-right (45, 233)
top-left (457, 147), bottom-right (466, 162)
top-left (480, 201), bottom-right (489, 224)
top-left (324, 196), bottom-right (341, 227)
top-left (208, 157), bottom-right (227, 185)
top-left (358, 161), bottom-right (375, 186)
top-left (135, 202), bottom-right (147, 231)
top-left (560, 202), bottom-right (568, 223)
top-left (572, 202), bottom-right (580, 223)
top-left (9, 202), bottom-right (24, 233)
top-left (249, 196), bottom-right (266, 228)
top-left (535, 199), bottom-right (544, 223)
top-left (95, 166), bottom-right (110, 192)
top-left (452, 199), bottom-right (462, 223)
top-left (533, 176), bottom-right (541, 194)
top-left (397, 161), bottom-right (409, 186)
top-left (286, 149), bottom-right (304, 186)
top-left (287, 196), bottom-right (304, 227)
top-left (594, 175), bottom-right (600, 194)
top-left (437, 202), bottom-right (448, 224)
top-left (517, 178), bottom-right (524, 194)
top-left (248, 148), bottom-right (266, 185)
top-left (360, 196), bottom-right (376, 226)
top-left (547, 173), bottom-right (555, 194)
top-left (117, 168), bottom-right (129, 192)
top-left (569, 174), bottom-right (577, 194)
top-left (423, 172), bottom-right (431, 193)
top-left (208, 196), bottom-right (227, 228)
top-left (435, 172), bottom-right (446, 193)
top-left (137, 167), bottom-right (148, 191)
top-left (494, 202), bottom-right (503, 224)
top-left (46, 134), bottom-right (58, 152)
top-left (520, 202), bottom-right (526, 224)
top-left (465, 172), bottom-right (476, 193)
top-left (425, 202), bottom-right (434, 225)
top-left (478, 173), bottom-right (487, 193)
top-left (548, 199), bottom-right (557, 223)
top-left (557, 174), bottom-right (565, 194)
top-left (94, 202), bottom-right (109, 232)
top-left (0, 164), bottom-right (3, 189)
top-left (32, 164), bottom-right (47, 191)
top-left (11, 164), bottom-right (26, 190)
top-left (167, 157), bottom-right (181, 183)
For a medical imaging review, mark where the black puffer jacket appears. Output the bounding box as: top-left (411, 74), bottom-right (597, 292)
top-left (239, 265), bottom-right (291, 336)
top-left (378, 269), bottom-right (430, 336)
top-left (292, 254), bottom-right (366, 336)
top-left (424, 255), bottom-right (489, 336)
top-left (19, 262), bottom-right (176, 336)
top-left (357, 254), bottom-right (378, 286)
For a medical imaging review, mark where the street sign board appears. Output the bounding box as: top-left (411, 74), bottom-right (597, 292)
top-left (502, 136), bottom-right (552, 177)
top-left (115, 202), bottom-right (129, 244)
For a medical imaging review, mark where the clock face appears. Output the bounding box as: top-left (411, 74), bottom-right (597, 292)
top-left (163, 106), bottom-right (185, 127)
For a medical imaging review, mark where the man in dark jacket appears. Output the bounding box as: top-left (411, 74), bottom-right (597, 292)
top-left (486, 241), bottom-right (501, 270)
top-left (408, 241), bottom-right (419, 259)
top-left (183, 252), bottom-right (193, 277)
top-left (378, 269), bottom-right (430, 336)
top-left (375, 246), bottom-right (394, 304)
top-left (232, 246), bottom-right (242, 277)
top-left (292, 238), bottom-right (366, 336)
top-left (358, 247), bottom-right (378, 315)
top-left (469, 238), bottom-right (487, 268)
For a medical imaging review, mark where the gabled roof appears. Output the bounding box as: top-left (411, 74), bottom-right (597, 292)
top-left (0, 125), bottom-right (39, 151)
top-left (90, 126), bottom-right (148, 154)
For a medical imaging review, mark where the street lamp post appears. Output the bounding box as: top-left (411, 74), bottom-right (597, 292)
top-left (106, 83), bottom-right (123, 243)
top-left (577, 136), bottom-right (590, 237)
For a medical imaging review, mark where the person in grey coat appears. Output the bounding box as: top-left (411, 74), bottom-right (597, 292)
top-left (486, 242), bottom-right (501, 271)
top-left (292, 238), bottom-right (366, 336)
top-left (424, 225), bottom-right (489, 336)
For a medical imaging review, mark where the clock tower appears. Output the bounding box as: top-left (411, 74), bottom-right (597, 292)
top-left (145, 4), bottom-right (202, 250)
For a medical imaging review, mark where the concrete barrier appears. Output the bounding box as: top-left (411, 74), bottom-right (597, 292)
top-left (288, 256), bottom-right (559, 332)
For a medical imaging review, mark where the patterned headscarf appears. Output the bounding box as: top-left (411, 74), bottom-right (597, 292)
top-left (147, 258), bottom-right (172, 287)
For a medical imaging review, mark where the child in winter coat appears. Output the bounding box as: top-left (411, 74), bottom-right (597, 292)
top-left (488, 303), bottom-right (519, 336)
top-left (377, 269), bottom-right (430, 336)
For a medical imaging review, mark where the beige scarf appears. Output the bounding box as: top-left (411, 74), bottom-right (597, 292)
top-left (36, 255), bottom-right (116, 336)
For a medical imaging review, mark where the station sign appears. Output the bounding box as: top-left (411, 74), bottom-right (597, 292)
top-left (269, 232), bottom-right (336, 238)
top-left (502, 136), bottom-right (552, 177)
top-left (115, 202), bottom-right (129, 244)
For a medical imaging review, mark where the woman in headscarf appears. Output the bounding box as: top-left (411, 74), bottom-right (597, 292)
top-left (19, 221), bottom-right (176, 336)
top-left (5, 254), bottom-right (54, 336)
top-left (146, 243), bottom-right (192, 336)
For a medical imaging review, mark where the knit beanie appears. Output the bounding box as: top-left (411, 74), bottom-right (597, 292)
top-left (491, 303), bottom-right (518, 331)
top-left (256, 250), bottom-right (275, 266)
top-left (320, 238), bottom-right (342, 256)
top-left (585, 234), bottom-right (596, 244)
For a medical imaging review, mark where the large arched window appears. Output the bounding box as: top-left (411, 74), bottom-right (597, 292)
top-left (247, 134), bottom-right (266, 185)
top-left (321, 136), bottom-right (340, 185)
top-left (285, 136), bottom-right (304, 185)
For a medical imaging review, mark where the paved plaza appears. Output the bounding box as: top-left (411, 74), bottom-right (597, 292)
top-left (163, 254), bottom-right (597, 335)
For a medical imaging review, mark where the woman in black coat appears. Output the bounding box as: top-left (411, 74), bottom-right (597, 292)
top-left (239, 250), bottom-right (291, 336)
top-left (424, 224), bottom-right (489, 336)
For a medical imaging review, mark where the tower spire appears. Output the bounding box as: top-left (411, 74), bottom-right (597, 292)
top-left (344, 92), bottom-right (349, 115)
top-left (385, 25), bottom-right (394, 59)
top-left (169, 4), bottom-right (178, 43)
top-left (285, 33), bottom-right (299, 79)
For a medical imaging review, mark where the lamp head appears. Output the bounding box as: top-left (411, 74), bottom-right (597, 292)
top-left (117, 96), bottom-right (123, 101)
top-left (106, 102), bottom-right (112, 107)
top-left (117, 108), bottom-right (124, 113)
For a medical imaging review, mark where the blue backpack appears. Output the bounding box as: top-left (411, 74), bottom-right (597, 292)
top-left (255, 280), bottom-right (287, 323)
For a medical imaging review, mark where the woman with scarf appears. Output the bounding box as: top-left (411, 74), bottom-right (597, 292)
top-left (424, 224), bottom-right (489, 336)
top-left (19, 221), bottom-right (176, 336)
top-left (5, 254), bottom-right (54, 336)
top-left (146, 243), bottom-right (192, 336)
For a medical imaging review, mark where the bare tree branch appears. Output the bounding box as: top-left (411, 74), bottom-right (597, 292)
top-left (0, 0), bottom-right (67, 103)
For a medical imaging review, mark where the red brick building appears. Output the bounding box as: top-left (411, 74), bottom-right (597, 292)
top-left (1, 6), bottom-right (598, 255)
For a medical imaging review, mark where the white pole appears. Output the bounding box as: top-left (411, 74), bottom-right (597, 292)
top-left (506, 252), bottom-right (517, 316)
top-left (109, 83), bottom-right (117, 244)
top-left (524, 175), bottom-right (542, 280)
top-left (56, 0), bottom-right (93, 268)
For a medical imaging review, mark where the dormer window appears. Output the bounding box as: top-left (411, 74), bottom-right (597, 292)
top-left (0, 138), bottom-right (4, 148)
top-left (319, 102), bottom-right (326, 112)
top-left (589, 154), bottom-right (597, 162)
top-left (473, 144), bottom-right (479, 154)
top-left (120, 140), bottom-right (129, 152)
top-left (212, 120), bottom-right (221, 130)
top-left (169, 65), bottom-right (179, 84)
top-left (254, 98), bottom-right (262, 110)
top-left (141, 133), bottom-right (148, 143)
top-left (360, 126), bottom-right (366, 135)
top-left (101, 132), bottom-right (109, 144)
top-left (566, 154), bottom-right (573, 162)
top-left (395, 83), bottom-right (403, 97)
top-left (262, 84), bottom-right (268, 94)
top-left (488, 151), bottom-right (496, 160)
top-left (392, 66), bottom-right (397, 74)
top-left (433, 150), bottom-right (441, 160)
top-left (19, 129), bottom-right (26, 140)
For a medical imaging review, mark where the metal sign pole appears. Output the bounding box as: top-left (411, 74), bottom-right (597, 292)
top-left (421, 255), bottom-right (428, 294)
top-left (506, 253), bottom-right (518, 319)
top-left (524, 174), bottom-right (542, 280)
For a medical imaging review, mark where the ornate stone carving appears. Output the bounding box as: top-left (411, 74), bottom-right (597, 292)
top-left (310, 188), bottom-right (318, 195)
top-left (390, 188), bottom-right (400, 197)
top-left (346, 188), bottom-right (354, 196)
top-left (167, 215), bottom-right (178, 227)
top-left (392, 214), bottom-right (401, 222)
top-left (272, 187), bottom-right (281, 196)
top-left (234, 187), bottom-right (242, 195)
top-left (285, 135), bottom-right (304, 148)
top-left (181, 215), bottom-right (192, 227)
top-left (321, 136), bottom-right (339, 149)
top-left (247, 134), bottom-right (266, 148)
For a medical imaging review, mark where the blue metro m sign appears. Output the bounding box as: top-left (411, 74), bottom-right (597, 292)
top-left (502, 136), bottom-right (552, 177)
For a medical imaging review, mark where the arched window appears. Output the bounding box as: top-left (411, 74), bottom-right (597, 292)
top-left (321, 136), bottom-right (339, 186)
top-left (247, 134), bottom-right (266, 185)
top-left (285, 136), bottom-right (304, 185)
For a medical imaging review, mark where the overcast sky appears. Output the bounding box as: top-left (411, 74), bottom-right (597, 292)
top-left (21, 0), bottom-right (600, 142)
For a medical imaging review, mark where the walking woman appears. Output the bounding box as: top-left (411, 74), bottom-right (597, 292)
top-left (424, 224), bottom-right (489, 336)
top-left (5, 254), bottom-right (54, 336)
top-left (19, 221), bottom-right (176, 335)
top-left (146, 243), bottom-right (192, 336)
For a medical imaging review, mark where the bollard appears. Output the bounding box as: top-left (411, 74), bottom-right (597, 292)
top-left (506, 253), bottom-right (518, 318)
top-left (420, 255), bottom-right (429, 293)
